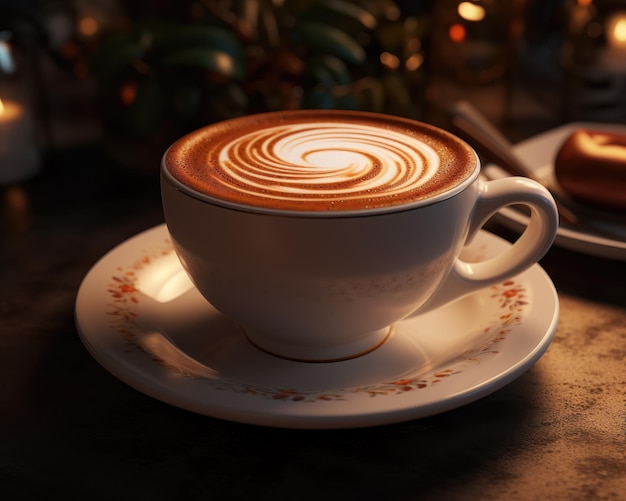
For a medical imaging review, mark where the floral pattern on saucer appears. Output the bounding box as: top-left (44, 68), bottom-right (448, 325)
top-left (105, 240), bottom-right (530, 403)
top-left (106, 239), bottom-right (174, 356)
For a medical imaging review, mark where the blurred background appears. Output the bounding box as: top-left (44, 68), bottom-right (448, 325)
top-left (1, 0), bottom-right (625, 178)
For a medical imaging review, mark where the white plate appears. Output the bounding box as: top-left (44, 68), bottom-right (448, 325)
top-left (486, 122), bottom-right (626, 261)
top-left (76, 224), bottom-right (559, 429)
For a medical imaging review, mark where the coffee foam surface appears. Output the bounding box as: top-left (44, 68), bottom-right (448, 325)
top-left (164, 111), bottom-right (477, 211)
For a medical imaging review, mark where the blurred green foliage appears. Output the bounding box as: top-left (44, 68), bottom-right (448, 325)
top-left (88, 0), bottom-right (430, 168)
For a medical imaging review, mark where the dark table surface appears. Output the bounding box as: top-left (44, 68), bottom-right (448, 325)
top-left (1, 137), bottom-right (625, 500)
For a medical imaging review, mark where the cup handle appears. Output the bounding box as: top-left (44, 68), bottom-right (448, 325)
top-left (419, 176), bottom-right (559, 313)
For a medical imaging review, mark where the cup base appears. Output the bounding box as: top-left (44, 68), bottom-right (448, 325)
top-left (243, 326), bottom-right (394, 363)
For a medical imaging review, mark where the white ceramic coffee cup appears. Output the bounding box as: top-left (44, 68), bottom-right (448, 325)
top-left (161, 116), bottom-right (558, 362)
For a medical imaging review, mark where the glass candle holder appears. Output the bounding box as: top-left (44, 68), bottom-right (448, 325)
top-left (0, 13), bottom-right (42, 185)
top-left (562, 0), bottom-right (626, 122)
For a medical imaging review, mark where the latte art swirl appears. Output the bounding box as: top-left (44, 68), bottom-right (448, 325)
top-left (218, 123), bottom-right (440, 204)
top-left (164, 111), bottom-right (477, 211)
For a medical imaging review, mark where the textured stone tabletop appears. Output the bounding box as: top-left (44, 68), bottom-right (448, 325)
top-left (463, 292), bottom-right (626, 500)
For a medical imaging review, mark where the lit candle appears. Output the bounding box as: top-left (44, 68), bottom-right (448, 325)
top-left (597, 11), bottom-right (626, 71)
top-left (0, 96), bottom-right (40, 184)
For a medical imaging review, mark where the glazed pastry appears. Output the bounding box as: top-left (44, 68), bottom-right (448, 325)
top-left (554, 129), bottom-right (626, 211)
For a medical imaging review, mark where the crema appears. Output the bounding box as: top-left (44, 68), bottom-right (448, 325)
top-left (164, 110), bottom-right (477, 211)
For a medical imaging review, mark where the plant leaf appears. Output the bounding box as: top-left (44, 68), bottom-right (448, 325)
top-left (160, 47), bottom-right (245, 79)
top-left (305, 54), bottom-right (351, 86)
top-left (153, 25), bottom-right (244, 61)
top-left (259, 1), bottom-right (281, 47)
top-left (297, 22), bottom-right (366, 64)
top-left (318, 0), bottom-right (377, 30)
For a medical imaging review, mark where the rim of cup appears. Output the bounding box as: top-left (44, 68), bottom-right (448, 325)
top-left (160, 110), bottom-right (481, 218)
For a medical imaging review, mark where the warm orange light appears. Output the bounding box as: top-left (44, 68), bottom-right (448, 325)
top-left (449, 23), bottom-right (466, 43)
top-left (0, 97), bottom-right (23, 122)
top-left (79, 17), bottom-right (99, 37)
top-left (615, 19), bottom-right (626, 42)
top-left (577, 0), bottom-right (593, 6)
top-left (458, 2), bottom-right (486, 22)
top-left (607, 12), bottom-right (626, 49)
top-left (380, 51), bottom-right (400, 69)
top-left (120, 82), bottom-right (137, 105)
top-left (4, 186), bottom-right (30, 234)
top-left (405, 53), bottom-right (424, 71)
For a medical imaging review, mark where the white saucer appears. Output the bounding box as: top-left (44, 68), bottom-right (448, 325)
top-left (486, 122), bottom-right (626, 261)
top-left (76, 224), bottom-right (559, 429)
